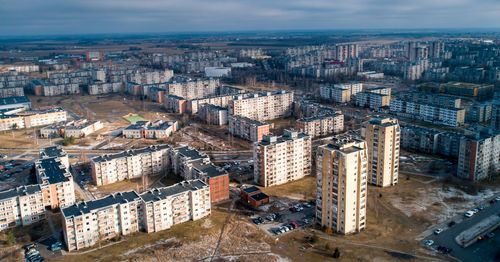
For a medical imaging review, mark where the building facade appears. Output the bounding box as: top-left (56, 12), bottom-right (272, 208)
top-left (316, 135), bottom-right (367, 235)
top-left (362, 118), bottom-right (400, 187)
top-left (254, 130), bottom-right (312, 187)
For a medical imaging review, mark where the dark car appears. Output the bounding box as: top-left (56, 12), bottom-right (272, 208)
top-left (448, 221), bottom-right (456, 227)
top-left (252, 217), bottom-right (264, 225)
top-left (437, 246), bottom-right (452, 254)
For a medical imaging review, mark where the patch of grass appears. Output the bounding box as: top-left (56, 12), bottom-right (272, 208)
top-left (123, 114), bottom-right (148, 124)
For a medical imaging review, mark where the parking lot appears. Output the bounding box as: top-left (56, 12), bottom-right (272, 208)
top-left (251, 200), bottom-right (316, 237)
top-left (422, 195), bottom-right (500, 261)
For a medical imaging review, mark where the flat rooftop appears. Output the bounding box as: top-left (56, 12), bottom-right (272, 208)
top-left (174, 146), bottom-right (207, 160)
top-left (40, 146), bottom-right (66, 159)
top-left (0, 96), bottom-right (30, 106)
top-left (140, 179), bottom-right (207, 203)
top-left (36, 157), bottom-right (70, 184)
top-left (191, 160), bottom-right (227, 178)
top-left (92, 144), bottom-right (171, 163)
top-left (249, 192), bottom-right (269, 202)
top-left (0, 185), bottom-right (41, 200)
top-left (229, 115), bottom-right (269, 126)
top-left (62, 191), bottom-right (141, 218)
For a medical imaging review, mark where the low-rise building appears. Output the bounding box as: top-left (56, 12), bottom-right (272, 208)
top-left (0, 107), bottom-right (67, 131)
top-left (240, 186), bottom-right (270, 208)
top-left (228, 115), bottom-right (271, 142)
top-left (0, 96), bottom-right (31, 111)
top-left (254, 130), bottom-right (312, 187)
top-left (0, 185), bottom-right (45, 231)
top-left (390, 99), bottom-right (465, 127)
top-left (122, 120), bottom-right (178, 139)
top-left (64, 120), bottom-right (104, 138)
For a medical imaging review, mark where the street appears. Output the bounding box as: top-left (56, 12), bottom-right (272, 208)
top-left (423, 195), bottom-right (500, 261)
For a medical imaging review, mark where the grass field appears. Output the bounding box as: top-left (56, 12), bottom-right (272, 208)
top-left (260, 176), bottom-right (316, 200)
top-left (123, 114), bottom-right (148, 123)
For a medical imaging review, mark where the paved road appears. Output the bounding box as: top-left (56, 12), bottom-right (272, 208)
top-left (423, 195), bottom-right (500, 261)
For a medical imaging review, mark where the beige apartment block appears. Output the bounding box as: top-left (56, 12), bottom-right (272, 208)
top-left (140, 180), bottom-right (211, 233)
top-left (296, 113), bottom-right (344, 138)
top-left (254, 130), bottom-right (312, 187)
top-left (62, 191), bottom-right (142, 251)
top-left (0, 185), bottom-right (45, 231)
top-left (362, 118), bottom-right (400, 187)
top-left (91, 144), bottom-right (171, 186)
top-left (316, 134), bottom-right (368, 235)
top-left (35, 157), bottom-right (75, 209)
top-left (62, 180), bottom-right (210, 251)
top-left (0, 107), bottom-right (67, 131)
top-left (229, 91), bottom-right (294, 121)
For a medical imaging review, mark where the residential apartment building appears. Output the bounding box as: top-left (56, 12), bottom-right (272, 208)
top-left (62, 180), bottom-right (210, 251)
top-left (198, 104), bottom-right (228, 126)
top-left (0, 185), bottom-right (45, 231)
top-left (362, 118), bottom-right (400, 187)
top-left (187, 94), bottom-right (234, 115)
top-left (122, 120), bottom-right (178, 139)
top-left (62, 191), bottom-right (142, 251)
top-left (336, 44), bottom-right (359, 62)
top-left (64, 120), bottom-right (104, 138)
top-left (228, 115), bottom-right (271, 142)
top-left (164, 94), bottom-right (187, 114)
top-left (29, 80), bottom-right (80, 96)
top-left (254, 130), bottom-right (312, 187)
top-left (316, 134), bottom-right (368, 235)
top-left (0, 107), bottom-right (67, 131)
top-left (91, 145), bottom-right (171, 186)
top-left (87, 81), bottom-right (122, 95)
top-left (355, 92), bottom-right (391, 109)
top-left (390, 99), bottom-right (465, 127)
top-left (229, 91), bottom-right (294, 121)
top-left (296, 113), bottom-right (344, 138)
top-left (320, 83), bottom-right (363, 103)
top-left (166, 78), bottom-right (220, 100)
top-left (35, 157), bottom-right (75, 209)
top-left (40, 146), bottom-right (70, 169)
top-left (399, 124), bottom-right (462, 157)
top-left (140, 180), bottom-right (211, 233)
top-left (457, 130), bottom-right (500, 181)
top-left (492, 102), bottom-right (500, 131)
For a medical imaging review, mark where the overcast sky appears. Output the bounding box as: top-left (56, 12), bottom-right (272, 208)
top-left (1, 0), bottom-right (500, 35)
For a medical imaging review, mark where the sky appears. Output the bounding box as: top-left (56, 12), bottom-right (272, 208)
top-left (1, 0), bottom-right (500, 36)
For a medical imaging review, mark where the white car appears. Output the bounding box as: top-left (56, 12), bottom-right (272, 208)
top-left (424, 240), bottom-right (434, 246)
top-left (434, 228), bottom-right (444, 235)
top-left (464, 211), bottom-right (474, 217)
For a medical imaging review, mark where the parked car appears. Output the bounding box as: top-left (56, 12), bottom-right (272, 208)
top-left (23, 243), bottom-right (37, 251)
top-left (437, 246), bottom-right (452, 254)
top-left (472, 208), bottom-right (479, 213)
top-left (252, 217), bottom-right (264, 225)
top-left (50, 242), bottom-right (62, 251)
top-left (464, 211), bottom-right (474, 218)
top-left (424, 240), bottom-right (434, 246)
top-left (434, 228), bottom-right (444, 235)
top-left (303, 203), bottom-right (312, 208)
top-left (448, 221), bottom-right (456, 227)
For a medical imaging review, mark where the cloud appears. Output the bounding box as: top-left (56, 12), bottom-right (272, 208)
top-left (0, 0), bottom-right (499, 35)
